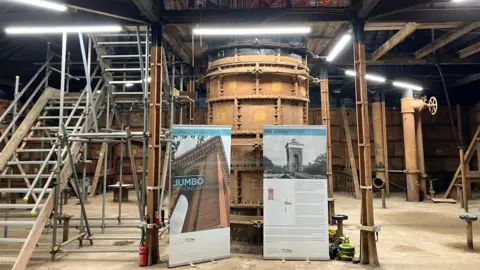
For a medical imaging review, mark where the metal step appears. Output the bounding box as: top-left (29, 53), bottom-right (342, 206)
top-left (30, 126), bottom-right (81, 131)
top-left (0, 238), bottom-right (26, 244)
top-left (38, 116), bottom-right (82, 120)
top-left (0, 256), bottom-right (16, 265)
top-left (45, 106), bottom-right (86, 110)
top-left (7, 161), bottom-right (58, 165)
top-left (97, 41), bottom-right (148, 46)
top-left (23, 137), bottom-right (57, 141)
top-left (16, 149), bottom-right (54, 153)
top-left (0, 188), bottom-right (52, 193)
top-left (0, 174), bottom-right (52, 179)
top-left (0, 221), bottom-right (35, 227)
top-left (0, 204), bottom-right (42, 210)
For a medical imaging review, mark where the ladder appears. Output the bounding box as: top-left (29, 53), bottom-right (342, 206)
top-left (0, 87), bottom-right (104, 269)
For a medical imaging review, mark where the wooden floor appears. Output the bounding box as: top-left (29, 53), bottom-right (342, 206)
top-left (1, 191), bottom-right (480, 270)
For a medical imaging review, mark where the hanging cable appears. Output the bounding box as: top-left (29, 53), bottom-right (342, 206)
top-left (435, 64), bottom-right (462, 146)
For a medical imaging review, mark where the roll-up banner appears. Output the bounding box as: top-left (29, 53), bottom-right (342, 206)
top-left (169, 125), bottom-right (232, 268)
top-left (263, 125), bottom-right (329, 261)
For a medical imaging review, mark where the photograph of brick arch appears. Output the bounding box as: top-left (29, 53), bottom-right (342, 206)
top-left (170, 127), bottom-right (231, 234)
top-left (263, 127), bottom-right (327, 180)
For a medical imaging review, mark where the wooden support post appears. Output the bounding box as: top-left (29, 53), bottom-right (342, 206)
top-left (381, 189), bottom-right (386, 209)
top-left (341, 104), bottom-right (361, 199)
top-left (319, 65), bottom-right (334, 223)
top-left (145, 26), bottom-right (163, 265)
top-left (61, 215), bottom-right (72, 243)
top-left (372, 94), bottom-right (387, 191)
top-left (353, 20), bottom-right (379, 266)
top-left (381, 93), bottom-right (390, 196)
top-left (89, 114), bottom-right (114, 197)
top-left (467, 221), bottom-right (474, 250)
top-left (459, 147), bottom-right (469, 213)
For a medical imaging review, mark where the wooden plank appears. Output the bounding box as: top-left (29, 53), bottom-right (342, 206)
top-left (444, 126), bottom-right (480, 198)
top-left (415, 22), bottom-right (480, 59)
top-left (89, 113), bottom-right (114, 197)
top-left (365, 22), bottom-right (461, 31)
top-left (431, 198), bottom-right (457, 204)
top-left (372, 23), bottom-right (418, 60)
top-left (13, 91), bottom-right (104, 270)
top-left (0, 88), bottom-right (53, 171)
top-left (458, 42), bottom-right (480, 59)
top-left (454, 73), bottom-right (480, 88)
top-left (341, 105), bottom-right (361, 199)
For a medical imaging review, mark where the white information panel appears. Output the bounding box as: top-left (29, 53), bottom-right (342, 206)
top-left (169, 126), bottom-right (232, 268)
top-left (263, 125), bottom-right (329, 261)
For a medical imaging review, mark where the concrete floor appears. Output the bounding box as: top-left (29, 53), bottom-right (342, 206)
top-left (1, 191), bottom-right (480, 270)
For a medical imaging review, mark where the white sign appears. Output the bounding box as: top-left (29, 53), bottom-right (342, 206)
top-left (263, 125), bottom-right (329, 261)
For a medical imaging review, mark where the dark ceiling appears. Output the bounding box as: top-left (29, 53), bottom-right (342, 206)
top-left (1, 0), bottom-right (480, 105)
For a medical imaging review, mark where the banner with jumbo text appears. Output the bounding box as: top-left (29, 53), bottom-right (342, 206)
top-left (169, 125), bottom-right (231, 268)
top-left (263, 125), bottom-right (329, 261)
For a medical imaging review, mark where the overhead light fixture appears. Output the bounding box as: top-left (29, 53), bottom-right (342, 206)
top-left (109, 80), bottom-right (142, 85)
top-left (452, 0), bottom-right (465, 3)
top-left (393, 81), bottom-right (423, 91)
top-left (327, 34), bottom-right (351, 62)
top-left (125, 83), bottom-right (134, 87)
top-left (5, 25), bottom-right (122, 34)
top-left (10, 0), bottom-right (67, 12)
top-left (192, 27), bottom-right (311, 36)
top-left (345, 70), bottom-right (386, 83)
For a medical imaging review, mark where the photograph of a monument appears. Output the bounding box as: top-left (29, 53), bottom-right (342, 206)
top-left (169, 126), bottom-right (231, 234)
top-left (263, 128), bottom-right (327, 180)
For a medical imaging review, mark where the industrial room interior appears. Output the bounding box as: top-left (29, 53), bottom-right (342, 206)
top-left (1, 0), bottom-right (480, 269)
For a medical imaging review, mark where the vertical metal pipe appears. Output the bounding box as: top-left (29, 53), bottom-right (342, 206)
top-left (466, 221), bottom-right (473, 249)
top-left (401, 97), bottom-right (420, 202)
top-left (119, 122), bottom-right (124, 223)
top-left (78, 33), bottom-right (99, 132)
top-left (66, 53), bottom-right (71, 93)
top-left (52, 32), bottom-right (67, 262)
top-left (102, 88), bottom-right (111, 233)
top-left (180, 63), bottom-right (184, 91)
top-left (416, 113), bottom-right (427, 201)
top-left (142, 26), bottom-right (150, 217)
top-left (372, 96), bottom-right (386, 189)
top-left (381, 92), bottom-right (390, 196)
top-left (136, 26), bottom-right (146, 94)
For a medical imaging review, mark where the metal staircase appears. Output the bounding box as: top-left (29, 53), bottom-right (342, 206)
top-left (0, 83), bottom-right (104, 268)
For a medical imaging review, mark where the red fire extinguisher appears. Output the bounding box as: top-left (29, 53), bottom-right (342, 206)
top-left (139, 245), bottom-right (148, 267)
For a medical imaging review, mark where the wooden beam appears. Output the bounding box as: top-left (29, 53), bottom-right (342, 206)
top-left (358, 0), bottom-right (382, 19)
top-left (459, 42), bottom-right (480, 59)
top-left (365, 22), bottom-right (461, 31)
top-left (340, 105), bottom-right (361, 199)
top-left (89, 110), bottom-right (114, 198)
top-left (415, 22), bottom-right (480, 59)
top-left (163, 26), bottom-right (191, 64)
top-left (454, 73), bottom-right (480, 88)
top-left (372, 22), bottom-right (418, 60)
top-left (0, 88), bottom-right (53, 172)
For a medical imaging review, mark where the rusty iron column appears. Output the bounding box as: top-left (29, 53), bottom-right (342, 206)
top-left (401, 90), bottom-right (420, 202)
top-left (319, 63), bottom-right (335, 224)
top-left (353, 20), bottom-right (379, 266)
top-left (146, 24), bottom-right (163, 265)
top-left (416, 113), bottom-right (428, 200)
top-left (372, 93), bottom-right (387, 191)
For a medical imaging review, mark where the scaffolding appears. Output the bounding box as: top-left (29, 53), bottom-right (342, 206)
top-left (0, 25), bottom-right (194, 268)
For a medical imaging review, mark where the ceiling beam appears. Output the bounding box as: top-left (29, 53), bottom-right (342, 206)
top-left (330, 54), bottom-right (480, 66)
top-left (130, 0), bottom-right (161, 22)
top-left (454, 73), bottom-right (480, 87)
top-left (358, 0), bottom-right (382, 19)
top-left (365, 22), bottom-right (461, 31)
top-left (372, 22), bottom-right (418, 60)
top-left (163, 26), bottom-right (191, 64)
top-left (458, 42), bottom-right (480, 59)
top-left (415, 22), bottom-right (480, 59)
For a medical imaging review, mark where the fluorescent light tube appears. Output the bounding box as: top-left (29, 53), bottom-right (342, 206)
top-left (192, 27), bottom-right (311, 36)
top-left (327, 34), bottom-right (351, 62)
top-left (11, 0), bottom-right (67, 12)
top-left (125, 83), bottom-right (134, 87)
top-left (344, 70), bottom-right (386, 83)
top-left (393, 81), bottom-right (423, 91)
top-left (5, 25), bottom-right (122, 34)
top-left (109, 80), bottom-right (142, 85)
